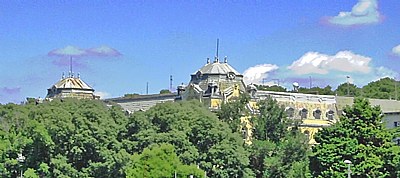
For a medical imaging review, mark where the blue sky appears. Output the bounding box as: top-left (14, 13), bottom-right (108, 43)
top-left (1, 0), bottom-right (400, 103)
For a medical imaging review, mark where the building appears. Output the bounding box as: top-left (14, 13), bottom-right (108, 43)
top-left (46, 72), bottom-right (99, 100)
top-left (106, 93), bottom-right (176, 114)
top-left (178, 56), bottom-right (246, 110)
top-left (108, 55), bottom-right (400, 144)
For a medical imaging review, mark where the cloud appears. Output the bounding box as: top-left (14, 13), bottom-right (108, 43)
top-left (48, 45), bottom-right (87, 57)
top-left (47, 45), bottom-right (122, 68)
top-left (48, 45), bottom-right (122, 58)
top-left (243, 64), bottom-right (279, 85)
top-left (94, 91), bottom-right (111, 99)
top-left (87, 46), bottom-right (122, 57)
top-left (243, 50), bottom-right (398, 90)
top-left (288, 51), bottom-right (371, 75)
top-left (328, 0), bottom-right (380, 26)
top-left (392, 45), bottom-right (400, 57)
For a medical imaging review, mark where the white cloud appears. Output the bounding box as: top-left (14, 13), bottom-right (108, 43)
top-left (94, 91), bottom-right (111, 99)
top-left (243, 50), bottom-right (397, 90)
top-left (48, 45), bottom-right (122, 58)
top-left (288, 51), bottom-right (371, 75)
top-left (392, 45), bottom-right (400, 56)
top-left (329, 0), bottom-right (380, 26)
top-left (86, 46), bottom-right (122, 57)
top-left (48, 45), bottom-right (87, 57)
top-left (243, 64), bottom-right (279, 85)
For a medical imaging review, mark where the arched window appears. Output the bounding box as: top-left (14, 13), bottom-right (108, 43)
top-left (285, 107), bottom-right (295, 118)
top-left (326, 110), bottom-right (335, 120)
top-left (313, 109), bottom-right (322, 119)
top-left (299, 108), bottom-right (308, 119)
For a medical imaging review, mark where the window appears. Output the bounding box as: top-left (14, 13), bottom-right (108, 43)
top-left (299, 108), bottom-right (308, 119)
top-left (241, 128), bottom-right (248, 140)
top-left (326, 110), bottom-right (335, 120)
top-left (397, 139), bottom-right (400, 146)
top-left (313, 109), bottom-right (322, 119)
top-left (285, 107), bottom-right (295, 118)
top-left (304, 130), bottom-right (310, 140)
top-left (394, 121), bottom-right (399, 127)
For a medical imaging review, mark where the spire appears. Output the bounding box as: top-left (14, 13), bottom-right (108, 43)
top-left (207, 58), bottom-right (210, 64)
top-left (70, 56), bottom-right (73, 78)
top-left (216, 38), bottom-right (219, 59)
top-left (224, 56), bottom-right (227, 63)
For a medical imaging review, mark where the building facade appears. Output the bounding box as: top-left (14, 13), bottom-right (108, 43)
top-left (46, 73), bottom-right (99, 100)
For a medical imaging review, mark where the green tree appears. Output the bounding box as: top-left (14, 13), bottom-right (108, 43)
top-left (125, 144), bottom-right (203, 178)
top-left (0, 99), bottom-right (130, 177)
top-left (249, 97), bottom-right (310, 178)
top-left (335, 83), bottom-right (361, 96)
top-left (121, 100), bottom-right (252, 177)
top-left (255, 85), bottom-right (287, 92)
top-left (310, 98), bottom-right (400, 177)
top-left (159, 89), bottom-right (172, 94)
top-left (252, 96), bottom-right (288, 143)
top-left (217, 94), bottom-right (250, 133)
top-left (362, 77), bottom-right (400, 100)
top-left (297, 86), bottom-right (334, 95)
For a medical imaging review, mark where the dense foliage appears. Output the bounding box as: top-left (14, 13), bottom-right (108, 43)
top-left (1, 94), bottom-right (399, 177)
top-left (125, 144), bottom-right (202, 177)
top-left (310, 98), bottom-right (400, 177)
top-left (256, 77), bottom-right (400, 99)
top-left (0, 99), bottom-right (130, 177)
top-left (248, 97), bottom-right (310, 178)
top-left (0, 98), bottom-right (254, 177)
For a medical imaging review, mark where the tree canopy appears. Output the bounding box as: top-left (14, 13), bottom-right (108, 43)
top-left (310, 98), bottom-right (400, 177)
top-left (248, 96), bottom-right (310, 178)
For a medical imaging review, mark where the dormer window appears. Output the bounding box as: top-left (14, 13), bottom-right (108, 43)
top-left (227, 72), bottom-right (236, 80)
top-left (196, 71), bottom-right (202, 79)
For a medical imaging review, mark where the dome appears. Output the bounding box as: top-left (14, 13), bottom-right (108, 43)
top-left (46, 74), bottom-right (98, 100)
top-left (51, 77), bottom-right (94, 90)
top-left (194, 61), bottom-right (242, 76)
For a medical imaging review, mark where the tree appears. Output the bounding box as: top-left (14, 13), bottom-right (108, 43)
top-left (0, 99), bottom-right (130, 177)
top-left (121, 100), bottom-right (252, 177)
top-left (248, 96), bottom-right (310, 178)
top-left (125, 144), bottom-right (203, 178)
top-left (297, 86), bottom-right (334, 95)
top-left (335, 83), bottom-right (361, 96)
top-left (310, 98), bottom-right (400, 177)
top-left (159, 89), bottom-right (172, 94)
top-left (217, 94), bottom-right (250, 133)
top-left (255, 85), bottom-right (287, 92)
top-left (252, 96), bottom-right (288, 143)
top-left (362, 77), bottom-right (400, 100)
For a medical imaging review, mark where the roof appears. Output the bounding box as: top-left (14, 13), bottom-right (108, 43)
top-left (194, 61), bottom-right (242, 76)
top-left (336, 96), bottom-right (400, 113)
top-left (50, 77), bottom-right (94, 90)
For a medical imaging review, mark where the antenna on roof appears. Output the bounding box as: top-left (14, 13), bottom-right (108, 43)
top-left (216, 38), bottom-right (219, 60)
top-left (170, 75), bottom-right (173, 92)
top-left (69, 56), bottom-right (73, 78)
top-left (146, 82), bottom-right (149, 95)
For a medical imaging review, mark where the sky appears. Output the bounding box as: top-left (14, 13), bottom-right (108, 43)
top-left (1, 0), bottom-right (400, 103)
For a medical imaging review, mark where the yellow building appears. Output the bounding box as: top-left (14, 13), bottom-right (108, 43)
top-left (252, 91), bottom-right (338, 144)
top-left (179, 57), bottom-right (339, 144)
